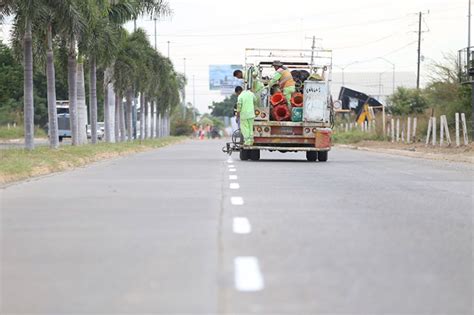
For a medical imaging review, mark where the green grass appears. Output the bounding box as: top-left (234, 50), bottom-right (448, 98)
top-left (332, 130), bottom-right (384, 144)
top-left (0, 137), bottom-right (185, 184)
top-left (0, 125), bottom-right (47, 140)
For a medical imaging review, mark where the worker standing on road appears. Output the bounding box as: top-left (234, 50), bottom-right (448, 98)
top-left (233, 67), bottom-right (264, 107)
top-left (235, 86), bottom-right (256, 146)
top-left (267, 60), bottom-right (296, 108)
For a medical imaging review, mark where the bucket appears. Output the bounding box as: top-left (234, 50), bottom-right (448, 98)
top-left (291, 93), bottom-right (304, 107)
top-left (270, 92), bottom-right (286, 107)
top-left (291, 107), bottom-right (303, 122)
top-left (272, 104), bottom-right (291, 121)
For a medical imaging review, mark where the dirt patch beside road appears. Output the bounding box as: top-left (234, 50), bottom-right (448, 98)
top-left (337, 141), bottom-right (473, 164)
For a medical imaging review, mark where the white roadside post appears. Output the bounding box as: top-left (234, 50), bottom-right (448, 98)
top-left (443, 115), bottom-right (452, 145)
top-left (391, 118), bottom-right (395, 143)
top-left (432, 117), bottom-right (437, 146)
top-left (455, 113), bottom-right (460, 147)
top-left (425, 117), bottom-right (432, 146)
top-left (412, 117), bottom-right (417, 142)
top-left (440, 116), bottom-right (445, 146)
top-left (396, 118), bottom-right (400, 142)
top-left (407, 117), bottom-right (411, 144)
top-left (461, 113), bottom-right (468, 145)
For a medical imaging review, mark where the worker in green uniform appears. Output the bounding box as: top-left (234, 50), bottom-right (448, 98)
top-left (233, 67), bottom-right (264, 107)
top-left (235, 86), bottom-right (256, 146)
top-left (267, 60), bottom-right (296, 108)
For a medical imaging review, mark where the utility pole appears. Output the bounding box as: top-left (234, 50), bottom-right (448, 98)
top-left (469, 0), bottom-right (472, 65)
top-left (416, 11), bottom-right (422, 90)
top-left (153, 17), bottom-right (157, 51)
top-left (310, 35), bottom-right (316, 69)
top-left (183, 58), bottom-right (186, 120)
top-left (167, 41), bottom-right (170, 58)
top-left (192, 75), bottom-right (196, 122)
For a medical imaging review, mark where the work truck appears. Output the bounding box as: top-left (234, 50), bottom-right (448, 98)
top-left (227, 48), bottom-right (334, 162)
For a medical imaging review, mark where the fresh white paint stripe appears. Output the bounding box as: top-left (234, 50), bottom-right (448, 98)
top-left (233, 217), bottom-right (251, 234)
top-left (227, 159), bottom-right (233, 163)
top-left (228, 165), bottom-right (235, 168)
top-left (234, 257), bottom-right (264, 292)
top-left (229, 168), bottom-right (237, 172)
top-left (230, 182), bottom-right (240, 189)
top-left (231, 197), bottom-right (244, 205)
top-left (229, 175), bottom-right (238, 180)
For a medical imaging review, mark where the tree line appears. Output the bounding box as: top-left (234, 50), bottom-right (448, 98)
top-left (0, 0), bottom-right (184, 149)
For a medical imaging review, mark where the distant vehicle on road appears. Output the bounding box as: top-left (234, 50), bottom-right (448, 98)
top-left (224, 47), bottom-right (333, 162)
top-left (87, 122), bottom-right (105, 140)
top-left (57, 113), bottom-right (71, 142)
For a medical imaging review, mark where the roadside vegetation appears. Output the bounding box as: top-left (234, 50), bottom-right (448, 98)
top-left (0, 0), bottom-right (181, 150)
top-left (0, 125), bottom-right (47, 140)
top-left (0, 136), bottom-right (185, 184)
top-left (332, 130), bottom-right (383, 144)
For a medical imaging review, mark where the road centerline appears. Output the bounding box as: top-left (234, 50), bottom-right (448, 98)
top-left (234, 257), bottom-right (264, 292)
top-left (233, 217), bottom-right (251, 234)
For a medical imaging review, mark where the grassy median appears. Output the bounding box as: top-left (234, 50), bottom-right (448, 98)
top-left (0, 137), bottom-right (186, 184)
top-left (0, 125), bottom-right (47, 140)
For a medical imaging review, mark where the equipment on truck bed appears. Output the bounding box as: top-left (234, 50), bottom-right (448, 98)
top-left (222, 48), bottom-right (334, 161)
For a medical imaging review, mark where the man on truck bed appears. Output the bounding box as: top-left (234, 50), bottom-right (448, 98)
top-left (235, 86), bottom-right (256, 146)
top-left (233, 67), bottom-right (264, 107)
top-left (267, 60), bottom-right (296, 108)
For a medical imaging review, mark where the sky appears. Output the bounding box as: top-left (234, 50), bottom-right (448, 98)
top-left (1, 0), bottom-right (469, 114)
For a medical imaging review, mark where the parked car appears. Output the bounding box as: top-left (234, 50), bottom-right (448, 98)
top-left (87, 122), bottom-right (105, 140)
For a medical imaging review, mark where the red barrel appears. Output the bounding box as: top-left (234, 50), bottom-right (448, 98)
top-left (291, 93), bottom-right (304, 107)
top-left (270, 92), bottom-right (286, 107)
top-left (272, 104), bottom-right (291, 121)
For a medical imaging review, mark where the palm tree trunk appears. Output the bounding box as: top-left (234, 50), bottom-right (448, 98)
top-left (119, 92), bottom-right (126, 142)
top-left (150, 101), bottom-right (155, 139)
top-left (144, 97), bottom-right (149, 139)
top-left (140, 93), bottom-right (145, 140)
top-left (89, 57), bottom-right (98, 144)
top-left (126, 89), bottom-right (133, 141)
top-left (67, 43), bottom-right (78, 146)
top-left (23, 18), bottom-right (34, 150)
top-left (158, 112), bottom-right (162, 138)
top-left (46, 23), bottom-right (58, 149)
top-left (76, 62), bottom-right (87, 144)
top-left (104, 68), bottom-right (113, 143)
top-left (115, 92), bottom-right (120, 142)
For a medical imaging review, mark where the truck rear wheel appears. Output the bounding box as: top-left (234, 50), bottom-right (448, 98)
top-left (318, 151), bottom-right (328, 162)
top-left (306, 151), bottom-right (317, 162)
top-left (249, 149), bottom-right (260, 161)
top-left (240, 149), bottom-right (250, 161)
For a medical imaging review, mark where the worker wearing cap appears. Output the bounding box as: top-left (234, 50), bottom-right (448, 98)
top-left (235, 86), bottom-right (256, 146)
top-left (267, 60), bottom-right (296, 108)
top-left (233, 67), bottom-right (264, 107)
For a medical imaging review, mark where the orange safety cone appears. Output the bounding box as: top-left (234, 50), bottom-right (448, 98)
top-left (290, 93), bottom-right (304, 107)
top-left (272, 104), bottom-right (291, 121)
top-left (270, 92), bottom-right (286, 107)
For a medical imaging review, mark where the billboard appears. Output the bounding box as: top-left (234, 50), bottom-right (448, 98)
top-left (209, 64), bottom-right (243, 96)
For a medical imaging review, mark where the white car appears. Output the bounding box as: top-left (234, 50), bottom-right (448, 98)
top-left (87, 122), bottom-right (105, 140)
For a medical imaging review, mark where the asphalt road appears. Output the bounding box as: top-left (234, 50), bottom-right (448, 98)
top-left (1, 140), bottom-right (472, 314)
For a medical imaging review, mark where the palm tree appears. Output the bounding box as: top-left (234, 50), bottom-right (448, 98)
top-left (0, 0), bottom-right (45, 150)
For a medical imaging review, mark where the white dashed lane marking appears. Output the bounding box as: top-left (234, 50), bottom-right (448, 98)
top-left (233, 217), bottom-right (251, 234)
top-left (230, 183), bottom-right (240, 189)
top-left (229, 169), bottom-right (237, 172)
top-left (231, 197), bottom-right (244, 205)
top-left (229, 175), bottom-right (238, 180)
top-left (234, 257), bottom-right (264, 292)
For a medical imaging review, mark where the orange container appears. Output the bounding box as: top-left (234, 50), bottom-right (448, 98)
top-left (290, 93), bottom-right (304, 107)
top-left (315, 129), bottom-right (332, 149)
top-left (271, 104), bottom-right (291, 121)
top-left (270, 92), bottom-right (286, 107)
